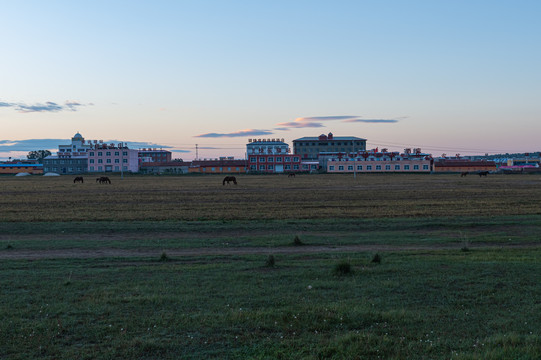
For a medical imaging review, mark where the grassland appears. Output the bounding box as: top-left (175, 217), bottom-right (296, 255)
top-left (1, 173), bottom-right (540, 359)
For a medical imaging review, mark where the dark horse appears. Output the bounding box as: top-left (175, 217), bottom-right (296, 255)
top-left (73, 176), bottom-right (84, 183)
top-left (223, 176), bottom-right (237, 185)
top-left (96, 176), bottom-right (111, 184)
top-left (288, 173), bottom-right (296, 178)
top-left (478, 171), bottom-right (489, 177)
top-left (460, 172), bottom-right (468, 177)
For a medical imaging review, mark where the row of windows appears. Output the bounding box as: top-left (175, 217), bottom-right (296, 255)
top-left (89, 151), bottom-right (128, 156)
top-left (329, 164), bottom-right (430, 171)
top-left (89, 159), bottom-right (128, 164)
top-left (45, 160), bottom-right (86, 165)
top-left (201, 167), bottom-right (241, 172)
top-left (89, 166), bottom-right (128, 171)
top-left (296, 141), bottom-right (363, 146)
top-left (249, 164), bottom-right (300, 171)
top-left (249, 156), bottom-right (300, 163)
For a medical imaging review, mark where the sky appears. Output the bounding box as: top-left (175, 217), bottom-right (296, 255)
top-left (1, 0), bottom-right (540, 160)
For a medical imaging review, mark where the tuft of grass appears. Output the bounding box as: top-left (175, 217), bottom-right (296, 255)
top-left (333, 260), bottom-right (353, 276)
top-left (292, 235), bottom-right (304, 246)
top-left (265, 255), bottom-right (275, 267)
top-left (371, 253), bottom-right (382, 264)
top-left (5, 244), bottom-right (13, 250)
top-left (460, 232), bottom-right (471, 252)
top-left (160, 251), bottom-right (170, 262)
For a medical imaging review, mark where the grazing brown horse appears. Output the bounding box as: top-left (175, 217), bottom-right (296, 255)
top-left (96, 176), bottom-right (111, 184)
top-left (73, 176), bottom-right (84, 183)
top-left (223, 176), bottom-right (237, 185)
top-left (460, 172), bottom-right (468, 177)
top-left (288, 173), bottom-right (296, 178)
top-left (478, 171), bottom-right (489, 177)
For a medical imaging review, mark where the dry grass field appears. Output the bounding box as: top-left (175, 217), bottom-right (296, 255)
top-left (1, 173), bottom-right (541, 222)
top-left (1, 173), bottom-right (541, 359)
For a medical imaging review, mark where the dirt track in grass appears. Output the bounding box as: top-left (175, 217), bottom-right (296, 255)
top-left (2, 242), bottom-right (540, 260)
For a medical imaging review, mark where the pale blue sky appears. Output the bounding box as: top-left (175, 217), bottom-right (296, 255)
top-left (1, 0), bottom-right (540, 160)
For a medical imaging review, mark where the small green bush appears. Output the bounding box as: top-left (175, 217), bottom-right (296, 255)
top-left (293, 235), bottom-right (304, 246)
top-left (265, 255), bottom-right (275, 267)
top-left (334, 260), bottom-right (353, 276)
top-left (160, 252), bottom-right (170, 262)
top-left (371, 253), bottom-right (382, 264)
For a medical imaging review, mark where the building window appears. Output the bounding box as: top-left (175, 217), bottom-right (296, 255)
top-left (123, 152), bottom-right (128, 156)
top-left (260, 157), bottom-right (266, 162)
top-left (259, 165), bottom-right (265, 170)
top-left (250, 165), bottom-right (256, 170)
top-left (89, 152), bottom-right (94, 156)
top-left (276, 157), bottom-right (282, 162)
top-left (293, 157), bottom-right (299, 162)
top-left (285, 157), bottom-right (290, 162)
top-left (115, 152), bottom-right (120, 156)
top-left (329, 165), bottom-right (335, 171)
top-left (115, 159), bottom-right (119, 163)
top-left (376, 165), bottom-right (382, 170)
top-left (385, 165), bottom-right (391, 170)
top-left (338, 165), bottom-right (344, 171)
top-left (404, 165), bottom-right (410, 170)
top-left (285, 164), bottom-right (291, 170)
top-left (367, 165), bottom-right (372, 170)
top-left (90, 159), bottom-right (94, 164)
top-left (395, 165), bottom-right (400, 170)
top-left (98, 159), bottom-right (103, 164)
top-left (123, 159), bottom-right (127, 163)
top-left (268, 165), bottom-right (274, 170)
top-left (250, 157), bottom-right (256, 163)
top-left (414, 165), bottom-right (419, 170)
top-left (348, 165), bottom-right (353, 171)
top-left (106, 159), bottom-right (112, 163)
top-left (357, 165), bottom-right (363, 171)
top-left (268, 157), bottom-right (274, 162)
top-left (98, 152), bottom-right (102, 156)
top-left (106, 152), bottom-right (111, 156)
top-left (423, 165), bottom-right (429, 170)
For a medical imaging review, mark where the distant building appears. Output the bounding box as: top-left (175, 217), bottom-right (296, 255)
top-left (326, 148), bottom-right (433, 173)
top-left (293, 133), bottom-right (367, 160)
top-left (43, 132), bottom-right (90, 174)
top-left (88, 144), bottom-right (139, 173)
top-left (0, 163), bottom-right (43, 175)
top-left (140, 161), bottom-right (190, 174)
top-left (138, 148), bottom-right (172, 163)
top-left (246, 138), bottom-right (301, 173)
top-left (433, 158), bottom-right (497, 173)
top-left (188, 158), bottom-right (247, 174)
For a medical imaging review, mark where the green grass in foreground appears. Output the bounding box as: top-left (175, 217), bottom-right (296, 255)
top-left (1, 248), bottom-right (540, 359)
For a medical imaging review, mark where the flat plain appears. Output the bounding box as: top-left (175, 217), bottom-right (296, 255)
top-left (1, 173), bottom-right (540, 359)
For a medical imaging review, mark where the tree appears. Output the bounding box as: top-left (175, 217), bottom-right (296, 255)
top-left (27, 150), bottom-right (52, 163)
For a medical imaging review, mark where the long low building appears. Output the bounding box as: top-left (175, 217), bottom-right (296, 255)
top-left (433, 159), bottom-right (497, 173)
top-left (0, 163), bottom-right (43, 175)
top-left (326, 148), bottom-right (433, 173)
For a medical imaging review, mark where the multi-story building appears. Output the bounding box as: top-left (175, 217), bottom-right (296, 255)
top-left (293, 133), bottom-right (367, 160)
top-left (43, 132), bottom-right (90, 174)
top-left (138, 148), bottom-right (172, 163)
top-left (87, 143), bottom-right (139, 173)
top-left (246, 139), bottom-right (301, 173)
top-left (326, 148), bottom-right (433, 173)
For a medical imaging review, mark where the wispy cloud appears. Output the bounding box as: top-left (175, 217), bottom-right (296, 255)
top-left (276, 115), bottom-right (402, 129)
top-left (195, 129), bottom-right (273, 138)
top-left (343, 118), bottom-right (399, 123)
top-left (0, 100), bottom-right (90, 113)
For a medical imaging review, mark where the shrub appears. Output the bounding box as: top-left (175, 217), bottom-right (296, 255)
top-left (160, 252), bottom-right (170, 262)
top-left (6, 244), bottom-right (13, 250)
top-left (371, 253), bottom-right (382, 264)
top-left (334, 260), bottom-right (353, 276)
top-left (265, 255), bottom-right (275, 267)
top-left (293, 235), bottom-right (304, 246)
